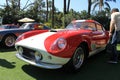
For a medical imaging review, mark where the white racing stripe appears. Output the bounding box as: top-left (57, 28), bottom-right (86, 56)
top-left (16, 32), bottom-right (70, 65)
top-left (16, 32), bottom-right (55, 50)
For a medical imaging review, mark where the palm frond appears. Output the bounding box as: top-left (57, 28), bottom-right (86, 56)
top-left (104, 2), bottom-right (111, 10)
top-left (92, 2), bottom-right (99, 11)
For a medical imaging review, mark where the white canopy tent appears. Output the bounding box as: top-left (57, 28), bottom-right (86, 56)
top-left (18, 17), bottom-right (35, 22)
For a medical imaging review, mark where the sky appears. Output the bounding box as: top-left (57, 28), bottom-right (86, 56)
top-left (54, 0), bottom-right (120, 12)
top-left (0, 0), bottom-right (120, 12)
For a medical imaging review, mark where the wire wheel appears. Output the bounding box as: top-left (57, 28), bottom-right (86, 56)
top-left (72, 47), bottom-right (85, 69)
top-left (4, 35), bottom-right (16, 47)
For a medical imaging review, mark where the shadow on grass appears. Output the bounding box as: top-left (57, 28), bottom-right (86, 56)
top-left (21, 51), bottom-right (120, 80)
top-left (22, 65), bottom-right (75, 80)
top-left (0, 47), bottom-right (16, 52)
top-left (0, 58), bottom-right (16, 69)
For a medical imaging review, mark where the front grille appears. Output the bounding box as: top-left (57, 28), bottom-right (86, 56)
top-left (20, 47), bottom-right (36, 60)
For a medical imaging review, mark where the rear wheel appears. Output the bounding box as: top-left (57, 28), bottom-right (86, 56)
top-left (2, 35), bottom-right (16, 48)
top-left (63, 45), bottom-right (87, 72)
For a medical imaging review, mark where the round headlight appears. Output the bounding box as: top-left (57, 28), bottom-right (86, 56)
top-left (50, 37), bottom-right (67, 52)
top-left (18, 47), bottom-right (23, 55)
top-left (57, 38), bottom-right (67, 49)
top-left (35, 51), bottom-right (42, 62)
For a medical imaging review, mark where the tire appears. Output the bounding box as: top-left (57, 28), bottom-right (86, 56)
top-left (2, 35), bottom-right (16, 48)
top-left (63, 45), bottom-right (87, 72)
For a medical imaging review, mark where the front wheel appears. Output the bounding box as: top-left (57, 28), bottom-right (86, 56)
top-left (63, 45), bottom-right (86, 72)
top-left (2, 35), bottom-right (16, 48)
top-left (72, 47), bottom-right (85, 69)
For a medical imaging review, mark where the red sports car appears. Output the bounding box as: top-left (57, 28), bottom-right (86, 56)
top-left (15, 20), bottom-right (109, 72)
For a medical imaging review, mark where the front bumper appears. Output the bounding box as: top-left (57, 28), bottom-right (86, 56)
top-left (16, 53), bottom-right (63, 69)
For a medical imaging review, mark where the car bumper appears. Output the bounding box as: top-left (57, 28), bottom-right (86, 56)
top-left (16, 53), bottom-right (63, 69)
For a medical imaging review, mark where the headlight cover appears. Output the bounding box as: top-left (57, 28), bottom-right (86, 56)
top-left (17, 46), bottom-right (23, 55)
top-left (50, 37), bottom-right (67, 53)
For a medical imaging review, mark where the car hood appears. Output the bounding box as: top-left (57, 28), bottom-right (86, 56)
top-left (15, 32), bottom-right (55, 50)
top-left (16, 29), bottom-right (91, 49)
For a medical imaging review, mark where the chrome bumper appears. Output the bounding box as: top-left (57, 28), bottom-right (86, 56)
top-left (16, 53), bottom-right (63, 69)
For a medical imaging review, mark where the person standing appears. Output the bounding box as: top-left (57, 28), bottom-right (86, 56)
top-left (108, 8), bottom-right (120, 63)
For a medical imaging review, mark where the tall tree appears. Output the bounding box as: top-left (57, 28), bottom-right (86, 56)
top-left (46, 0), bottom-right (48, 21)
top-left (6, 0), bottom-right (9, 7)
top-left (67, 0), bottom-right (70, 12)
top-left (46, 0), bottom-right (52, 21)
top-left (64, 0), bottom-right (67, 14)
top-left (52, 0), bottom-right (54, 28)
top-left (88, 0), bottom-right (92, 17)
top-left (18, 0), bottom-right (20, 10)
top-left (22, 0), bottom-right (34, 10)
top-left (92, 0), bottom-right (116, 12)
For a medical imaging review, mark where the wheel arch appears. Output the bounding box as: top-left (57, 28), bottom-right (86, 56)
top-left (78, 41), bottom-right (89, 58)
top-left (2, 33), bottom-right (17, 39)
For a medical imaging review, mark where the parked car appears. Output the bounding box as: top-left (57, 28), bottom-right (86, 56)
top-left (0, 22), bottom-right (50, 47)
top-left (15, 20), bottom-right (109, 72)
top-left (0, 24), bottom-right (19, 30)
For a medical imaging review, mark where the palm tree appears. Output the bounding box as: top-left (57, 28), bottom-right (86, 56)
top-left (18, 0), bottom-right (21, 10)
top-left (63, 0), bottom-right (71, 13)
top-left (67, 0), bottom-right (70, 12)
top-left (46, 0), bottom-right (48, 21)
top-left (22, 0), bottom-right (33, 10)
top-left (46, 0), bottom-right (52, 21)
top-left (92, 0), bottom-right (110, 11)
top-left (52, 0), bottom-right (54, 28)
top-left (88, 0), bottom-right (92, 17)
top-left (64, 0), bottom-right (67, 14)
top-left (6, 0), bottom-right (9, 7)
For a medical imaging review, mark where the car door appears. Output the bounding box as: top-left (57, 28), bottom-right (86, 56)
top-left (91, 23), bottom-right (107, 50)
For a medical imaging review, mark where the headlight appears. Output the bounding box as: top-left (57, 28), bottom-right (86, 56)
top-left (50, 37), bottom-right (67, 52)
top-left (17, 47), bottom-right (23, 55)
top-left (35, 51), bottom-right (43, 62)
top-left (57, 38), bottom-right (67, 49)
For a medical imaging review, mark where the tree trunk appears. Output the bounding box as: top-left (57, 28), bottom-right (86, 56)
top-left (64, 0), bottom-right (67, 14)
top-left (6, 0), bottom-right (9, 6)
top-left (18, 0), bottom-right (21, 10)
top-left (88, 0), bottom-right (91, 17)
top-left (52, 0), bottom-right (54, 28)
top-left (46, 0), bottom-right (48, 21)
top-left (67, 0), bottom-right (70, 12)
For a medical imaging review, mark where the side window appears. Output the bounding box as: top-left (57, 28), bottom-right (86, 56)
top-left (29, 24), bottom-right (34, 29)
top-left (96, 24), bottom-right (103, 31)
top-left (75, 22), bottom-right (81, 28)
top-left (87, 22), bottom-right (96, 31)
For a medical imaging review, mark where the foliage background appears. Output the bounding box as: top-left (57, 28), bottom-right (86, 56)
top-left (0, 0), bottom-right (114, 30)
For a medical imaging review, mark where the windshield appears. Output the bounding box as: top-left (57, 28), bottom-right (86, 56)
top-left (65, 22), bottom-right (95, 30)
top-left (19, 23), bottom-right (33, 29)
top-left (19, 23), bottom-right (28, 29)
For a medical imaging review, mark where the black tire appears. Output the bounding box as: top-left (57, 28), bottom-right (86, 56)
top-left (2, 35), bottom-right (16, 48)
top-left (63, 45), bottom-right (87, 72)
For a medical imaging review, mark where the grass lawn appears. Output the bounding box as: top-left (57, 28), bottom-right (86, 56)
top-left (1, 47), bottom-right (120, 80)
